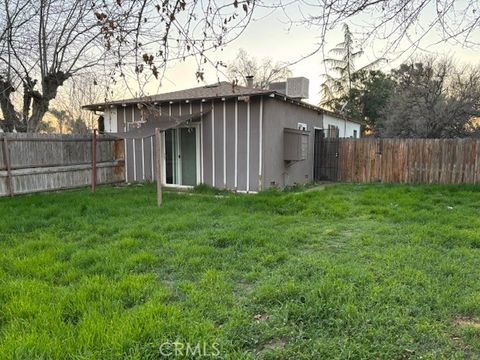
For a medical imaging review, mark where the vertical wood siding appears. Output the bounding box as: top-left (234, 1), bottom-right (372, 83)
top-left (121, 97), bottom-right (263, 192)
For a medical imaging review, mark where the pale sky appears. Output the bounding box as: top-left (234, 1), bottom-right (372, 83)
top-left (117, 3), bottom-right (480, 106)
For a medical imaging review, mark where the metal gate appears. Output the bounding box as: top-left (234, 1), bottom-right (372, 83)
top-left (313, 129), bottom-right (340, 181)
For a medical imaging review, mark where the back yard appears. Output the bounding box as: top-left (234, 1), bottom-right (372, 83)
top-left (1, 184), bottom-right (480, 359)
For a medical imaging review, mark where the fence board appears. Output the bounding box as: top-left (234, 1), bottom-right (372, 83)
top-left (475, 140), bottom-right (480, 184)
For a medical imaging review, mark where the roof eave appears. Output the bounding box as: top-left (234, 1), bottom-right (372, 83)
top-left (83, 90), bottom-right (364, 125)
top-left (82, 91), bottom-right (275, 111)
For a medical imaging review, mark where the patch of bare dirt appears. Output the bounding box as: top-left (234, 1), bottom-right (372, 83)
top-left (453, 317), bottom-right (480, 329)
top-left (256, 337), bottom-right (287, 355)
top-left (253, 313), bottom-right (268, 322)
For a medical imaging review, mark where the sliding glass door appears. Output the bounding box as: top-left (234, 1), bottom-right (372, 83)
top-left (164, 127), bottom-right (198, 186)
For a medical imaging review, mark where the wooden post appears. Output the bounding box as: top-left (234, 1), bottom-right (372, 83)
top-left (91, 129), bottom-right (97, 193)
top-left (155, 128), bottom-right (162, 207)
top-left (2, 135), bottom-right (14, 197)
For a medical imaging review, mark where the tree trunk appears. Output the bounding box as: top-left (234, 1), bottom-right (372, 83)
top-left (0, 79), bottom-right (19, 132)
top-left (27, 71), bottom-right (70, 132)
top-left (28, 94), bottom-right (51, 132)
top-left (21, 78), bottom-right (36, 131)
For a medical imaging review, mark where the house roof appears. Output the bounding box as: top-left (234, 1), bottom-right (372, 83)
top-left (83, 81), bottom-right (364, 125)
top-left (83, 82), bottom-right (273, 110)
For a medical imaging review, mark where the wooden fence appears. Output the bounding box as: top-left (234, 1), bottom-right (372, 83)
top-left (0, 133), bottom-right (125, 197)
top-left (335, 138), bottom-right (480, 184)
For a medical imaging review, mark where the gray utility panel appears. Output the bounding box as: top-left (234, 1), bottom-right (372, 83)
top-left (284, 128), bottom-right (309, 161)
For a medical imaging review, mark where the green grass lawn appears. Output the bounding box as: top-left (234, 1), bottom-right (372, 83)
top-left (1, 184), bottom-right (480, 359)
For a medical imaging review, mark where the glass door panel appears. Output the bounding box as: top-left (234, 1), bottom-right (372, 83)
top-left (164, 127), bottom-right (197, 186)
top-left (180, 127), bottom-right (197, 186)
top-left (165, 129), bottom-right (178, 184)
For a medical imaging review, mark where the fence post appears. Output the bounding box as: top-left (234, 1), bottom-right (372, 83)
top-left (2, 135), bottom-right (14, 197)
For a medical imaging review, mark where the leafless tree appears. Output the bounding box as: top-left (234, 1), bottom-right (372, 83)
top-left (95, 1), bottom-right (256, 93)
top-left (379, 58), bottom-right (480, 138)
top-left (0, 0), bottom-right (256, 132)
top-left (227, 48), bottom-right (292, 88)
top-left (0, 0), bottom-right (107, 132)
top-left (0, 0), bottom-right (35, 131)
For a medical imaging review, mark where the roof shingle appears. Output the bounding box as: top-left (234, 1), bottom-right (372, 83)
top-left (84, 82), bottom-right (273, 109)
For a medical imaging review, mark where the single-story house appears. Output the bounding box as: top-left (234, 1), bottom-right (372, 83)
top-left (84, 77), bottom-right (362, 192)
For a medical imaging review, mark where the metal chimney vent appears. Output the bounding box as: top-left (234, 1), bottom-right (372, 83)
top-left (245, 75), bottom-right (254, 88)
